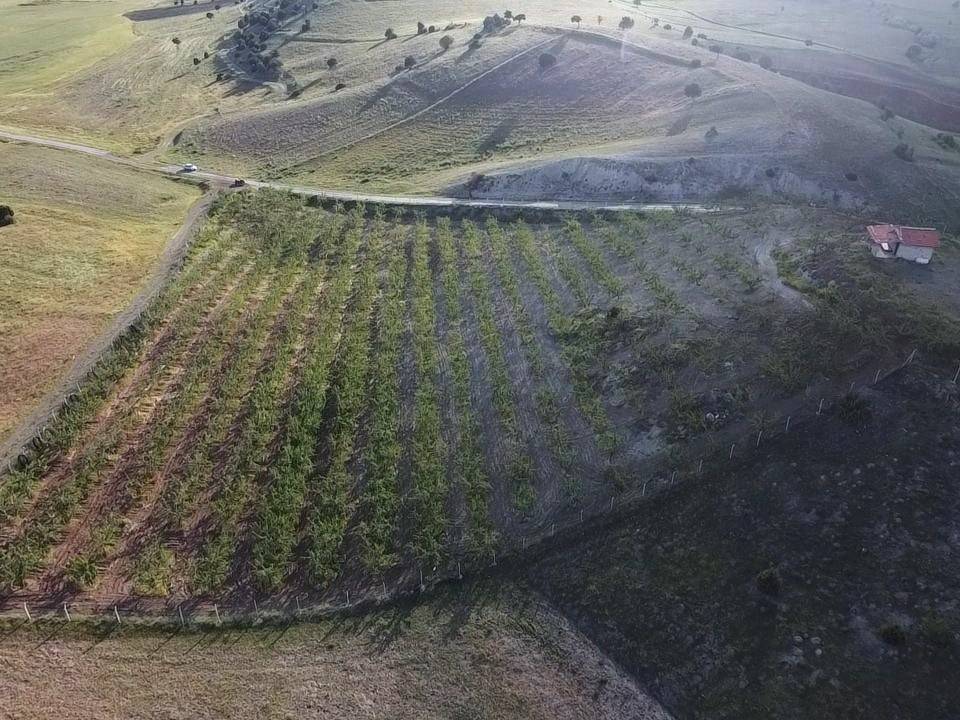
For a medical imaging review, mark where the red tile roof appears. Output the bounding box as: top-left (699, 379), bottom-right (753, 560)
top-left (867, 224), bottom-right (940, 249)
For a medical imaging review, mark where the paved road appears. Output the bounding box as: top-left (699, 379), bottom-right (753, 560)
top-left (1, 129), bottom-right (722, 213)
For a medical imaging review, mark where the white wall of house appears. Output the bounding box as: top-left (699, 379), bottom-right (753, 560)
top-left (870, 244), bottom-right (895, 259)
top-left (895, 244), bottom-right (934, 264)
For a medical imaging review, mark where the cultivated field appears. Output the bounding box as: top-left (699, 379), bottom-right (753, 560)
top-left (0, 142), bottom-right (199, 449)
top-left (2, 188), bottom-right (956, 607)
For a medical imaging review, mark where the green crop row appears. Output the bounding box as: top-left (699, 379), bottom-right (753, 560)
top-left (434, 218), bottom-right (497, 558)
top-left (305, 211), bottom-right (388, 585)
top-left (461, 220), bottom-right (534, 514)
top-left (408, 220), bottom-right (448, 568)
top-left (250, 208), bottom-right (366, 592)
top-left (562, 216), bottom-right (625, 297)
top-left (356, 223), bottom-right (409, 572)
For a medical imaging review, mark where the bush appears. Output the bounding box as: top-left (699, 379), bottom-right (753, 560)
top-left (538, 52), bottom-right (557, 71)
top-left (384, 27), bottom-right (397, 40)
top-left (428, 25), bottom-right (436, 32)
top-left (906, 44), bottom-right (923, 60)
top-left (880, 623), bottom-right (907, 646)
top-left (327, 57), bottom-right (337, 69)
top-left (417, 21), bottom-right (426, 34)
top-left (684, 82), bottom-right (702, 98)
top-left (439, 34), bottom-right (453, 50)
top-left (469, 38), bottom-right (482, 50)
top-left (404, 55), bottom-right (416, 69)
top-left (845, 171), bottom-right (859, 181)
top-left (837, 392), bottom-right (871, 425)
top-left (0, 205), bottom-right (14, 227)
top-left (755, 567), bottom-right (781, 595)
top-left (894, 143), bottom-right (915, 161)
top-left (334, 81), bottom-right (346, 90)
top-left (705, 126), bottom-right (719, 139)
top-left (683, 25), bottom-right (693, 38)
top-left (804, 39), bottom-right (813, 47)
top-left (663, 23), bottom-right (672, 30)
top-left (619, 16), bottom-right (635, 30)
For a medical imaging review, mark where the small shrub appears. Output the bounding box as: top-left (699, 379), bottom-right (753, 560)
top-left (705, 126), bottom-right (719, 139)
top-left (894, 143), bottom-right (915, 161)
top-left (879, 623), bottom-right (907, 646)
top-left (881, 107), bottom-right (895, 121)
top-left (684, 82), bottom-right (702, 98)
top-left (539, 52), bottom-right (557, 71)
top-left (0, 205), bottom-right (14, 227)
top-left (327, 57), bottom-right (337, 69)
top-left (619, 16), bottom-right (635, 30)
top-left (755, 567), bottom-right (782, 595)
top-left (428, 25), bottom-right (436, 32)
top-left (906, 44), bottom-right (923, 61)
top-left (845, 171), bottom-right (859, 181)
top-left (439, 35), bottom-right (453, 51)
top-left (663, 23), bottom-right (672, 30)
top-left (804, 38), bottom-right (813, 46)
top-left (404, 55), bottom-right (416, 69)
top-left (683, 25), bottom-right (693, 38)
top-left (384, 27), bottom-right (397, 40)
top-left (417, 21), bottom-right (426, 34)
top-left (837, 392), bottom-right (870, 425)
top-left (334, 81), bottom-right (346, 90)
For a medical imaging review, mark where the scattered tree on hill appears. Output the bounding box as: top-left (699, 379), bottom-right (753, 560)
top-left (571, 15), bottom-right (582, 28)
top-left (597, 15), bottom-right (603, 24)
top-left (203, 50), bottom-right (210, 58)
top-left (172, 37), bottom-right (182, 47)
top-left (684, 82), bottom-right (702, 98)
top-left (439, 34), bottom-right (454, 50)
top-left (663, 23), bottom-right (672, 30)
top-left (0, 205), bottom-right (14, 227)
top-left (193, 56), bottom-right (202, 65)
top-left (301, 19), bottom-right (310, 32)
top-left (335, 81), bottom-right (346, 90)
top-left (404, 55), bottom-right (416, 68)
top-left (514, 13), bottom-right (526, 23)
top-left (504, 9), bottom-right (513, 19)
top-left (417, 21), bottom-right (426, 34)
top-left (326, 57), bottom-right (337, 69)
top-left (683, 25), bottom-right (693, 38)
top-left (804, 38), bottom-right (813, 47)
top-left (538, 52), bottom-right (557, 70)
top-left (906, 44), bottom-right (923, 61)
top-left (709, 43), bottom-right (721, 57)
top-left (428, 24), bottom-right (436, 32)
top-left (384, 27), bottom-right (397, 40)
top-left (758, 54), bottom-right (773, 69)
top-left (619, 16), bottom-right (634, 30)
top-left (206, 11), bottom-right (214, 18)
top-left (894, 143), bottom-right (915, 161)
top-left (652, 17), bottom-right (659, 26)
top-left (705, 125), bottom-right (719, 139)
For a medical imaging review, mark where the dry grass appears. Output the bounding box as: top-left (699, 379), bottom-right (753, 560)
top-left (0, 143), bottom-right (198, 442)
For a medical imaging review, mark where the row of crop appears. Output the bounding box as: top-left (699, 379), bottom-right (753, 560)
top-left (562, 217), bottom-right (625, 297)
top-left (484, 217), bottom-right (578, 493)
top-left (600, 214), bottom-right (685, 313)
top-left (63, 252), bottom-right (273, 590)
top-left (510, 221), bottom-right (620, 455)
top-left (0, 226), bottom-right (231, 526)
top-left (191, 210), bottom-right (348, 594)
top-left (0, 242), bottom-right (248, 590)
top-left (433, 218), bottom-right (497, 558)
top-left (250, 208), bottom-right (367, 592)
top-left (460, 220), bottom-right (536, 513)
top-left (355, 223), bottom-right (409, 572)
top-left (408, 220), bottom-right (448, 568)
top-left (304, 212), bottom-right (388, 584)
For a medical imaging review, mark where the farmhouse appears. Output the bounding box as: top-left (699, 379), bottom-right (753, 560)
top-left (866, 224), bottom-right (941, 264)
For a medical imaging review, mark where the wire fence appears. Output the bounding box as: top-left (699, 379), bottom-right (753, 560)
top-left (1, 350), bottom-right (956, 628)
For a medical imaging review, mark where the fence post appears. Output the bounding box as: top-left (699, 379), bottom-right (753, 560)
top-left (23, 603), bottom-right (31, 622)
top-left (63, 603), bottom-right (70, 622)
top-left (114, 606), bottom-right (122, 625)
top-left (296, 597), bottom-right (302, 616)
top-left (817, 398), bottom-right (824, 415)
top-left (642, 481), bottom-right (647, 497)
top-left (457, 562), bottom-right (462, 580)
top-left (179, 605), bottom-right (185, 628)
top-left (954, 363), bottom-right (960, 384)
top-left (904, 348), bottom-right (917, 366)
top-left (729, 443), bottom-right (735, 459)
top-left (784, 416), bottom-right (791, 433)
top-left (874, 369), bottom-right (881, 384)
top-left (697, 459), bottom-right (703, 475)
top-left (756, 429), bottom-right (763, 447)
top-left (253, 598), bottom-right (258, 617)
top-left (346, 590), bottom-right (350, 606)
top-left (671, 471), bottom-right (677, 484)
top-left (214, 604), bottom-right (221, 625)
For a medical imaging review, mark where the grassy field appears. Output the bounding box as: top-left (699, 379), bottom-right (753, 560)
top-left (0, 142), bottom-right (199, 445)
top-left (1, 189), bottom-right (956, 605)
top-left (0, 0), bottom-right (140, 96)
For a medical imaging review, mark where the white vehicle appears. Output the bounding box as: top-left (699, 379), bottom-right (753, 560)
top-left (182, 163), bottom-right (198, 172)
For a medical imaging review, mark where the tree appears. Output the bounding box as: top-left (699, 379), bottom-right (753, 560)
top-left (193, 57), bottom-right (202, 65)
top-left (384, 27), bottom-right (397, 40)
top-left (619, 16), bottom-right (634, 30)
top-left (709, 43), bottom-right (721, 57)
top-left (906, 44), bottom-right (922, 61)
top-left (404, 55), bottom-right (416, 68)
top-left (417, 21), bottom-right (426, 34)
top-left (326, 57), bottom-right (337, 69)
top-left (514, 13), bottom-right (525, 23)
top-left (684, 82), bottom-right (701, 98)
top-left (0, 205), bottom-right (14, 227)
top-left (206, 11), bottom-right (214, 18)
top-left (538, 52), bottom-right (556, 70)
top-left (301, 19), bottom-right (310, 32)
top-left (172, 37), bottom-right (182, 46)
top-left (439, 35), bottom-right (454, 50)
top-left (597, 15), bottom-right (603, 24)
top-left (571, 15), bottom-right (582, 28)
top-left (683, 25), bottom-right (693, 38)
top-left (504, 9), bottom-right (513, 19)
